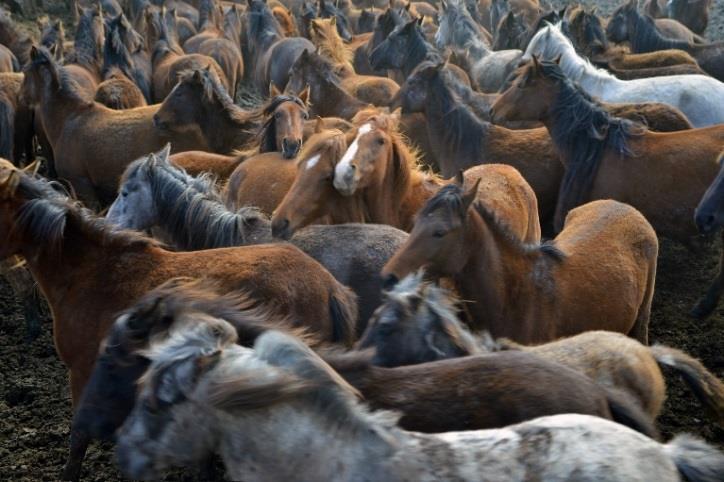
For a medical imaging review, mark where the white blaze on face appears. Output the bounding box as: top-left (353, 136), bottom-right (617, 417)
top-left (334, 123), bottom-right (373, 191)
top-left (305, 153), bottom-right (321, 170)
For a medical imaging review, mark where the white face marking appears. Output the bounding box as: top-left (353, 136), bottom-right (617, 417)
top-left (305, 154), bottom-right (321, 170)
top-left (334, 123), bottom-right (373, 188)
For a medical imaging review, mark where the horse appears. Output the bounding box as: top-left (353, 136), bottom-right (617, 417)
top-left (524, 22), bottom-right (724, 127)
top-left (65, 4), bottom-right (105, 97)
top-left (106, 149), bottom-right (407, 328)
top-left (114, 325), bottom-right (719, 481)
top-left (606, 2), bottom-right (724, 82)
top-left (38, 17), bottom-right (66, 62)
top-left (383, 181), bottom-right (658, 345)
top-left (245, 0), bottom-right (314, 94)
top-left (286, 49), bottom-right (369, 119)
top-left (667, 0), bottom-right (712, 35)
top-left (310, 17), bottom-right (355, 75)
top-left (0, 7), bottom-right (33, 66)
top-left (693, 152), bottom-right (724, 318)
top-left (224, 117), bottom-right (354, 214)
top-left (369, 17), bottom-right (443, 80)
top-left (107, 12), bottom-right (152, 103)
top-left (94, 17), bottom-right (147, 110)
top-left (316, 0), bottom-right (354, 41)
top-left (0, 161), bottom-right (358, 412)
top-left (592, 46), bottom-right (701, 71)
top-left (149, 7), bottom-right (230, 102)
top-left (73, 280), bottom-right (656, 479)
top-left (436, 0), bottom-right (522, 92)
top-left (490, 57), bottom-right (724, 241)
top-left (0, 72), bottom-right (33, 164)
top-left (393, 60), bottom-right (562, 220)
top-left (20, 46), bottom-right (206, 206)
top-left (606, 62), bottom-right (707, 79)
top-left (153, 67), bottom-right (309, 155)
top-left (492, 10), bottom-right (528, 50)
top-left (359, 272), bottom-right (724, 422)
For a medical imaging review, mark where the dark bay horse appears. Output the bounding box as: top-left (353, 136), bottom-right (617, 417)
top-left (95, 17), bottom-right (147, 109)
top-left (382, 181), bottom-right (658, 345)
top-left (245, 0), bottom-right (314, 94)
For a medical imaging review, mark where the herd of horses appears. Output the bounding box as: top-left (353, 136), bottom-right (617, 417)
top-left (1, 0), bottom-right (724, 479)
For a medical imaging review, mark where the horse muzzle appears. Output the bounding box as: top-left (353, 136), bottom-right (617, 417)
top-left (282, 138), bottom-right (302, 159)
top-left (271, 218), bottom-right (293, 240)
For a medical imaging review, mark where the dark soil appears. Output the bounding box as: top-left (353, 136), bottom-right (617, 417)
top-left (1, 0), bottom-right (723, 480)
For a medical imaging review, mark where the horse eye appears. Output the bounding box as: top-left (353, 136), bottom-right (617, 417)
top-left (377, 138), bottom-right (385, 145)
top-left (121, 190), bottom-right (129, 198)
top-left (274, 112), bottom-right (281, 119)
top-left (303, 112), bottom-right (309, 120)
top-left (433, 229), bottom-right (447, 238)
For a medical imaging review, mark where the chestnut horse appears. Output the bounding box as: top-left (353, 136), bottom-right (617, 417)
top-left (21, 46), bottom-right (206, 206)
top-left (0, 162), bottom-right (358, 408)
top-left (382, 182), bottom-right (658, 344)
top-left (154, 67), bottom-right (310, 155)
top-left (490, 57), bottom-right (724, 243)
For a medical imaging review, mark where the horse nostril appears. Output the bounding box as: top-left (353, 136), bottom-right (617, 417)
top-left (272, 218), bottom-right (291, 239)
top-left (382, 274), bottom-right (399, 291)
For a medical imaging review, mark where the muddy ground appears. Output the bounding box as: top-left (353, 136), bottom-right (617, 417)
top-left (2, 0), bottom-right (724, 480)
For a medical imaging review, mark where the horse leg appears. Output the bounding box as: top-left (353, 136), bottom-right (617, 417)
top-left (690, 232), bottom-right (724, 319)
top-left (61, 426), bottom-right (90, 481)
top-left (629, 263), bottom-right (655, 346)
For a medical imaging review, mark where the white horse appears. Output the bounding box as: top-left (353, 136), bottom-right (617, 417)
top-left (117, 319), bottom-right (724, 482)
top-left (436, 0), bottom-right (522, 92)
top-left (524, 22), bottom-right (724, 127)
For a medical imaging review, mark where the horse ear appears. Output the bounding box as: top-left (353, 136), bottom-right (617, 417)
top-left (454, 170), bottom-right (464, 186)
top-left (330, 15), bottom-right (337, 27)
top-left (156, 143), bottom-right (172, 162)
top-left (531, 54), bottom-right (542, 72)
top-left (0, 170), bottom-right (20, 200)
top-left (299, 85), bottom-right (311, 105)
top-left (269, 82), bottom-right (281, 97)
top-left (314, 116), bottom-right (325, 133)
top-left (462, 178), bottom-right (480, 213)
top-left (553, 53), bottom-right (562, 65)
top-left (22, 159), bottom-right (41, 176)
top-left (30, 45), bottom-right (39, 61)
top-left (193, 69), bottom-right (203, 82)
top-left (416, 16), bottom-right (423, 26)
top-left (390, 107), bottom-right (402, 126)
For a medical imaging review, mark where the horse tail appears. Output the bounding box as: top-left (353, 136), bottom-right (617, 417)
top-left (328, 284), bottom-right (358, 347)
top-left (665, 434), bottom-right (724, 482)
top-left (0, 99), bottom-right (15, 160)
top-left (604, 388), bottom-right (660, 440)
top-left (650, 345), bottom-right (724, 426)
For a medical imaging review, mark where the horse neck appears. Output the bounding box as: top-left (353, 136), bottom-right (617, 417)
top-left (630, 14), bottom-right (690, 53)
top-left (36, 76), bottom-right (94, 145)
top-left (557, 40), bottom-right (619, 94)
top-left (456, 210), bottom-right (531, 333)
top-left (217, 400), bottom-right (394, 480)
top-left (422, 76), bottom-right (489, 172)
top-left (402, 32), bottom-right (438, 77)
top-left (73, 26), bottom-right (103, 77)
top-left (201, 103), bottom-right (255, 153)
top-left (312, 77), bottom-right (365, 118)
top-left (360, 141), bottom-right (413, 227)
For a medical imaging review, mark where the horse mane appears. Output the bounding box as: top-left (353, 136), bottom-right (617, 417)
top-left (71, 6), bottom-right (103, 69)
top-left (178, 68), bottom-right (255, 127)
top-left (441, 0), bottom-right (484, 50)
top-left (104, 22), bottom-right (136, 80)
top-left (246, 0), bottom-right (283, 51)
top-left (628, 9), bottom-right (690, 52)
top-left (11, 168), bottom-right (159, 257)
top-left (310, 18), bottom-right (353, 66)
top-left (422, 65), bottom-right (488, 161)
top-left (28, 47), bottom-right (94, 106)
top-left (129, 155), bottom-right (267, 250)
top-left (538, 60), bottom-right (644, 230)
top-left (402, 21), bottom-right (441, 66)
top-left (255, 94), bottom-right (307, 153)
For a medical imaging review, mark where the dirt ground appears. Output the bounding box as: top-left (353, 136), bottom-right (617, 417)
top-left (2, 0), bottom-right (724, 480)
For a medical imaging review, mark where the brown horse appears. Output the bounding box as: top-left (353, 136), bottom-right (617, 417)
top-left (65, 4), bottom-right (105, 97)
top-left (154, 67), bottom-right (310, 156)
top-left (0, 7), bottom-right (33, 67)
top-left (21, 46), bottom-right (206, 206)
top-left (606, 63), bottom-right (707, 79)
top-left (592, 46), bottom-right (699, 70)
top-left (0, 72), bottom-right (33, 164)
top-left (359, 273), bottom-right (724, 422)
top-left (0, 162), bottom-right (358, 408)
top-left (225, 117), bottom-right (352, 214)
top-left (383, 181), bottom-right (657, 345)
top-left (149, 8), bottom-right (229, 102)
top-left (330, 108), bottom-right (542, 235)
top-left (490, 57), bottom-right (724, 238)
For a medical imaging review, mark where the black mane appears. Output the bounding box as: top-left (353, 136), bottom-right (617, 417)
top-left (628, 9), bottom-right (691, 53)
top-left (539, 60), bottom-right (643, 231)
top-left (258, 94), bottom-right (307, 153)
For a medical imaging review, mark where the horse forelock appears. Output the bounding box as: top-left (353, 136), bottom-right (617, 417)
top-left (420, 183), bottom-right (467, 219)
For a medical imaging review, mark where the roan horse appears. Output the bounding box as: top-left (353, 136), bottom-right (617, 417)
top-left (71, 280), bottom-right (665, 480)
top-left (490, 57), bottom-right (724, 317)
top-left (382, 182), bottom-right (658, 344)
top-left (524, 22), bottom-right (724, 127)
top-left (116, 322), bottom-right (723, 481)
top-left (359, 272), bottom-right (724, 422)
